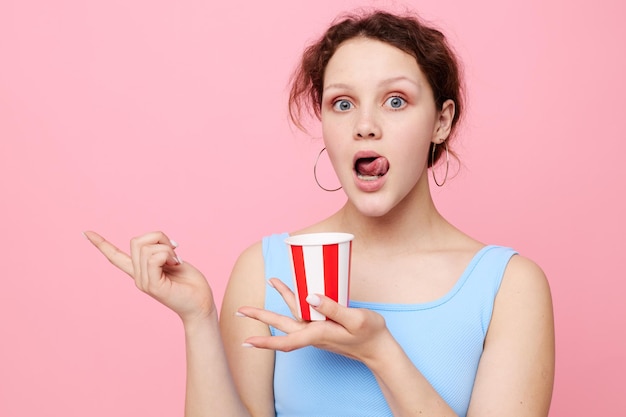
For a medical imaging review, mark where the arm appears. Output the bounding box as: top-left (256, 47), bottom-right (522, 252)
top-left (467, 255), bottom-right (555, 416)
top-left (182, 313), bottom-right (251, 416)
top-left (219, 242), bottom-right (276, 417)
top-left (84, 231), bottom-right (253, 417)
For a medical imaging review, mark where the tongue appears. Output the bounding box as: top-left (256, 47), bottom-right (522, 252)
top-left (356, 157), bottom-right (389, 176)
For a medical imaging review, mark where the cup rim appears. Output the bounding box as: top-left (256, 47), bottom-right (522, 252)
top-left (284, 232), bottom-right (354, 246)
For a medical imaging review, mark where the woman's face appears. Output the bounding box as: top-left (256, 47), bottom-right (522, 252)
top-left (321, 37), bottom-right (453, 217)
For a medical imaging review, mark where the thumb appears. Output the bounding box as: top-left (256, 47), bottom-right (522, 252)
top-left (306, 294), bottom-right (344, 322)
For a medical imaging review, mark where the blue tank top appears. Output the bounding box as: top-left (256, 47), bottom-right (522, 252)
top-left (263, 233), bottom-right (517, 417)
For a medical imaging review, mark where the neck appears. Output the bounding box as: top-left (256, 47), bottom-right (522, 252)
top-left (333, 175), bottom-right (450, 251)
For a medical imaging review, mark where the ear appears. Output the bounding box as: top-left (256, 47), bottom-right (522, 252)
top-left (433, 99), bottom-right (455, 143)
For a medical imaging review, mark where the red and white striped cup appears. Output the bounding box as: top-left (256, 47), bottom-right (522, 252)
top-left (284, 233), bottom-right (354, 321)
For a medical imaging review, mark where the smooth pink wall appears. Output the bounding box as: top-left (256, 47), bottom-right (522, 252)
top-left (1, 0), bottom-right (624, 415)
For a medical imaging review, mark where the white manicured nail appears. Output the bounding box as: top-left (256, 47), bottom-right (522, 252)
top-left (241, 343), bottom-right (254, 348)
top-left (306, 294), bottom-right (321, 307)
top-left (235, 311), bottom-right (247, 317)
top-left (170, 239), bottom-right (179, 248)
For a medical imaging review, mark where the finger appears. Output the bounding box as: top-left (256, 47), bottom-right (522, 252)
top-left (84, 230), bottom-right (133, 276)
top-left (130, 231), bottom-right (179, 282)
top-left (244, 330), bottom-right (321, 352)
top-left (144, 250), bottom-right (171, 295)
top-left (306, 294), bottom-right (359, 329)
top-left (237, 306), bottom-right (305, 335)
top-left (139, 244), bottom-right (180, 291)
top-left (267, 278), bottom-right (300, 319)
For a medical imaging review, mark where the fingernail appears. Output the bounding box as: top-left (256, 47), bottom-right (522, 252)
top-left (266, 279), bottom-right (275, 288)
top-left (81, 231), bottom-right (88, 240)
top-left (306, 294), bottom-right (321, 307)
top-left (241, 342), bottom-right (254, 348)
top-left (170, 239), bottom-right (179, 248)
top-left (234, 311), bottom-right (247, 317)
top-left (176, 255), bottom-right (183, 264)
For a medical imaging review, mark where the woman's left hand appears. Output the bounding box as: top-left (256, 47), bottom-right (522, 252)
top-left (237, 278), bottom-right (391, 364)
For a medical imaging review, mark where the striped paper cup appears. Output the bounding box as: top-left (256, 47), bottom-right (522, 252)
top-left (284, 233), bottom-right (354, 321)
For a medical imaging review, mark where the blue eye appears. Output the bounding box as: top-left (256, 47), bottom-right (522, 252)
top-left (386, 96), bottom-right (406, 109)
top-left (333, 99), bottom-right (353, 111)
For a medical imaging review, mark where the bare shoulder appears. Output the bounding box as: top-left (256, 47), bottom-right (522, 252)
top-left (489, 254), bottom-right (554, 345)
top-left (221, 240), bottom-right (266, 317)
top-left (230, 240), bottom-right (265, 282)
top-left (497, 254), bottom-right (553, 310)
top-left (220, 240), bottom-right (268, 353)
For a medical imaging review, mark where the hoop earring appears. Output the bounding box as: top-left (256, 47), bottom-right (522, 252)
top-left (314, 147), bottom-right (342, 192)
top-left (431, 141), bottom-right (449, 187)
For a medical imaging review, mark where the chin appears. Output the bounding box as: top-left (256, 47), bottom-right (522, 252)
top-left (350, 198), bottom-right (395, 218)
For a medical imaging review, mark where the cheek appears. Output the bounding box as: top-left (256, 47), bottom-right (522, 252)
top-left (322, 117), bottom-right (349, 148)
top-left (321, 113), bottom-right (334, 140)
top-left (392, 130), bottom-right (432, 169)
top-left (320, 123), bottom-right (341, 162)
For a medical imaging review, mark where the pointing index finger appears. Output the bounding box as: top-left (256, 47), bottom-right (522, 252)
top-left (84, 230), bottom-right (134, 276)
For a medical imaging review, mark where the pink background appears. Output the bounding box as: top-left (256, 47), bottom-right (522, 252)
top-left (1, 0), bottom-right (624, 415)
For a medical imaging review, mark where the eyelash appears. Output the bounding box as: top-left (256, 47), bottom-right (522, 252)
top-left (330, 94), bottom-right (408, 112)
top-left (385, 95), bottom-right (407, 110)
top-left (332, 99), bottom-right (353, 111)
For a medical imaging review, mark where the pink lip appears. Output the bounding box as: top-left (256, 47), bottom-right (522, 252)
top-left (352, 150), bottom-right (388, 192)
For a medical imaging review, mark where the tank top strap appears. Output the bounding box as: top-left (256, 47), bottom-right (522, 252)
top-left (263, 233), bottom-right (294, 336)
top-left (459, 245), bottom-right (518, 334)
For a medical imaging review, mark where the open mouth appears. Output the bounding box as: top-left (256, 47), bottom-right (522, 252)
top-left (355, 156), bottom-right (389, 180)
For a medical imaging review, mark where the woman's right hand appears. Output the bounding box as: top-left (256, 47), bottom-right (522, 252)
top-left (84, 230), bottom-right (215, 324)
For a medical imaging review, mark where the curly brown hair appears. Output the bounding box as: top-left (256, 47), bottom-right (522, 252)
top-left (288, 10), bottom-right (464, 165)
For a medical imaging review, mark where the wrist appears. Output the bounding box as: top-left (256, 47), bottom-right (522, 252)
top-left (360, 328), bottom-right (402, 370)
top-left (181, 309), bottom-right (218, 333)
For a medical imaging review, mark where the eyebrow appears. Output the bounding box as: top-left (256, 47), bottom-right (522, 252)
top-left (323, 76), bottom-right (420, 92)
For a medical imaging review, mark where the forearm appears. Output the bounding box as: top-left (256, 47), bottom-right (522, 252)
top-left (183, 313), bottom-right (250, 417)
top-left (366, 333), bottom-right (457, 417)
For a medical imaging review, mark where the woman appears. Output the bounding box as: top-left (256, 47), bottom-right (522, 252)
top-left (85, 10), bottom-right (554, 417)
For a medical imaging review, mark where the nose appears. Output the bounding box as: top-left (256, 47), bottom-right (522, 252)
top-left (353, 110), bottom-right (381, 140)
